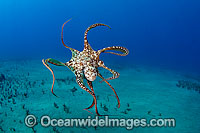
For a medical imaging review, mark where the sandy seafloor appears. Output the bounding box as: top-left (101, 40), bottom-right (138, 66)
top-left (0, 58), bottom-right (200, 133)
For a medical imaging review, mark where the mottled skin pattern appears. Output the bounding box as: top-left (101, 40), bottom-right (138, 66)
top-left (42, 19), bottom-right (129, 116)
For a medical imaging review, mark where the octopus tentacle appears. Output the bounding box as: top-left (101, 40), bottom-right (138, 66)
top-left (85, 80), bottom-right (95, 110)
top-left (85, 99), bottom-right (95, 110)
top-left (42, 58), bottom-right (66, 97)
top-left (75, 72), bottom-right (101, 116)
top-left (84, 23), bottom-right (111, 50)
top-left (97, 46), bottom-right (129, 59)
top-left (61, 19), bottom-right (72, 49)
top-left (98, 61), bottom-right (120, 81)
top-left (98, 73), bottom-right (120, 108)
top-left (61, 19), bottom-right (80, 54)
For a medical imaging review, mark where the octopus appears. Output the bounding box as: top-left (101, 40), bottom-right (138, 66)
top-left (42, 19), bottom-right (129, 116)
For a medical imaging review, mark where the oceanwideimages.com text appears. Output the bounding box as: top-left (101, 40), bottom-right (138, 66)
top-left (25, 115), bottom-right (176, 130)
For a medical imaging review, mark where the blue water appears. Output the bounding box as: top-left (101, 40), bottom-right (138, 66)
top-left (1, 0), bottom-right (200, 73)
top-left (0, 0), bottom-right (200, 132)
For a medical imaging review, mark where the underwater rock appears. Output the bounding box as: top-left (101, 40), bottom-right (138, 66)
top-left (63, 104), bottom-right (70, 114)
top-left (42, 89), bottom-right (45, 94)
top-left (121, 110), bottom-right (128, 114)
top-left (41, 80), bottom-right (45, 85)
top-left (22, 104), bottom-right (25, 109)
top-left (70, 87), bottom-right (77, 96)
top-left (107, 95), bottom-right (109, 102)
top-left (8, 99), bottom-right (11, 103)
top-left (26, 109), bottom-right (29, 115)
top-left (12, 98), bottom-right (16, 104)
top-left (71, 87), bottom-right (77, 92)
top-left (53, 127), bottom-right (60, 133)
top-left (96, 95), bottom-right (99, 100)
top-left (94, 126), bottom-right (98, 130)
top-left (9, 128), bottom-right (16, 132)
top-left (100, 103), bottom-right (103, 108)
top-left (148, 110), bottom-right (151, 115)
top-left (23, 93), bottom-right (28, 98)
top-left (56, 77), bottom-right (75, 85)
top-left (176, 80), bottom-right (200, 93)
top-left (0, 119), bottom-right (3, 124)
top-left (54, 102), bottom-right (59, 108)
top-left (147, 110), bottom-right (156, 117)
top-left (103, 105), bottom-right (108, 112)
top-left (10, 107), bottom-right (14, 112)
top-left (19, 120), bottom-right (23, 124)
top-left (126, 108), bottom-right (131, 111)
top-left (124, 103), bottom-right (131, 112)
top-left (114, 107), bottom-right (118, 111)
top-left (56, 78), bottom-right (66, 84)
top-left (32, 127), bottom-right (37, 133)
top-left (0, 126), bottom-right (3, 132)
top-left (0, 74), bottom-right (5, 82)
top-left (0, 74), bottom-right (34, 108)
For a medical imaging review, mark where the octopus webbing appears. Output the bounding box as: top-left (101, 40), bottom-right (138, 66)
top-left (42, 19), bottom-right (129, 116)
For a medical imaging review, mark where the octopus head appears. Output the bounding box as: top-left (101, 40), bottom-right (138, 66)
top-left (84, 66), bottom-right (97, 81)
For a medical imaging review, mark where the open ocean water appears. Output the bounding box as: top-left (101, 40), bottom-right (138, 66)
top-left (0, 0), bottom-right (200, 132)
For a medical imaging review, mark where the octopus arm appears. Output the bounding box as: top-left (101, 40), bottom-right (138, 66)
top-left (97, 46), bottom-right (129, 57)
top-left (99, 63), bottom-right (120, 81)
top-left (84, 23), bottom-right (110, 50)
top-left (42, 58), bottom-right (66, 97)
top-left (84, 80), bottom-right (95, 110)
top-left (98, 73), bottom-right (120, 108)
top-left (61, 19), bottom-right (80, 53)
top-left (75, 72), bottom-right (101, 116)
